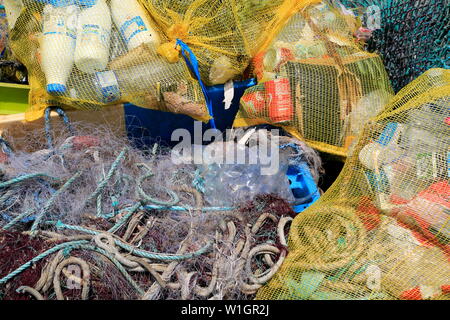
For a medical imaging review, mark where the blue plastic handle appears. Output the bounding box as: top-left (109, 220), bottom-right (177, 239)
top-left (176, 39), bottom-right (217, 129)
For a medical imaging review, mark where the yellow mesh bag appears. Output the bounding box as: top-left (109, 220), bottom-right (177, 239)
top-left (6, 0), bottom-right (318, 122)
top-left (256, 68), bottom-right (450, 300)
top-left (8, 0), bottom-right (214, 122)
top-left (235, 1), bottom-right (394, 157)
top-left (141, 0), bottom-right (247, 85)
top-left (141, 0), bottom-right (321, 85)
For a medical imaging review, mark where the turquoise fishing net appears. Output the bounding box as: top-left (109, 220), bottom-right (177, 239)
top-left (340, 0), bottom-right (449, 92)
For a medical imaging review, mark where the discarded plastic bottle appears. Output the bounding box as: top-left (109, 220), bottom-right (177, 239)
top-left (2, 0), bottom-right (24, 30)
top-left (110, 0), bottom-right (160, 50)
top-left (69, 59), bottom-right (186, 103)
top-left (359, 122), bottom-right (406, 210)
top-left (74, 0), bottom-right (111, 73)
top-left (41, 0), bottom-right (78, 95)
top-left (359, 122), bottom-right (404, 171)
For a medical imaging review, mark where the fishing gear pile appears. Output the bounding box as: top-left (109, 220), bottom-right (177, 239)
top-left (0, 116), bottom-right (322, 300)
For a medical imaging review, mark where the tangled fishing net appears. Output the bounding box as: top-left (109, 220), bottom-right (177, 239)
top-left (256, 68), bottom-right (450, 300)
top-left (235, 0), bottom-right (393, 157)
top-left (0, 111), bottom-right (322, 300)
top-left (4, 0), bottom-right (318, 122)
top-left (339, 0), bottom-right (449, 93)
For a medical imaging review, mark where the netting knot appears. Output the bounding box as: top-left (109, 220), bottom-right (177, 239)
top-left (157, 23), bottom-right (190, 63)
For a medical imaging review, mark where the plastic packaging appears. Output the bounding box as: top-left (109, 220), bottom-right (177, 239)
top-left (110, 0), bottom-right (160, 50)
top-left (208, 56), bottom-right (238, 85)
top-left (41, 0), bottom-right (78, 95)
top-left (2, 0), bottom-right (22, 30)
top-left (394, 181), bottom-right (450, 246)
top-left (74, 0), bottom-right (111, 73)
top-left (359, 122), bottom-right (404, 171)
top-left (349, 89), bottom-right (393, 136)
top-left (69, 57), bottom-right (187, 103)
top-left (235, 2), bottom-right (394, 157)
top-left (200, 144), bottom-right (295, 206)
top-left (256, 68), bottom-right (450, 300)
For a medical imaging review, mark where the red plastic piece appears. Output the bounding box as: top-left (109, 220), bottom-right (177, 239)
top-left (401, 287), bottom-right (422, 300)
top-left (0, 151), bottom-right (8, 163)
top-left (357, 197), bottom-right (381, 230)
top-left (72, 136), bottom-right (100, 150)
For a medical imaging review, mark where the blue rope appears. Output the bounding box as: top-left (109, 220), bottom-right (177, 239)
top-left (119, 240), bottom-right (213, 262)
top-left (0, 173), bottom-right (61, 189)
top-left (0, 137), bottom-right (13, 155)
top-left (176, 39), bottom-right (216, 129)
top-left (85, 147), bottom-right (127, 209)
top-left (94, 204), bottom-right (235, 223)
top-left (2, 208), bottom-right (35, 230)
top-left (137, 170), bottom-right (180, 206)
top-left (96, 194), bottom-right (104, 217)
top-left (98, 202), bottom-right (235, 220)
top-left (44, 106), bottom-right (76, 150)
top-left (30, 171), bottom-right (82, 233)
top-left (0, 189), bottom-right (18, 208)
top-left (55, 220), bottom-right (213, 261)
top-left (0, 240), bottom-right (144, 296)
top-left (143, 204), bottom-right (233, 212)
top-left (107, 202), bottom-right (141, 234)
top-left (192, 169), bottom-right (206, 194)
top-left (0, 240), bottom-right (89, 285)
top-left (1, 180), bottom-right (58, 226)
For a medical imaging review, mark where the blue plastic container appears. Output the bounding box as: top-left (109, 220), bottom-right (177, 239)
top-left (287, 162), bottom-right (321, 213)
top-left (124, 79), bottom-right (256, 148)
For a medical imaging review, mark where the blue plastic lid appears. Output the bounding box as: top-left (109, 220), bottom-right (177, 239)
top-left (76, 0), bottom-right (97, 8)
top-left (49, 0), bottom-right (75, 7)
top-left (376, 122), bottom-right (399, 146)
top-left (47, 83), bottom-right (67, 95)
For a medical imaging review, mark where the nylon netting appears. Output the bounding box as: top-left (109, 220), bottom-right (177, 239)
top-left (339, 0), bottom-right (449, 93)
top-left (234, 1), bottom-right (393, 157)
top-left (5, 0), bottom-right (318, 121)
top-left (256, 68), bottom-right (450, 300)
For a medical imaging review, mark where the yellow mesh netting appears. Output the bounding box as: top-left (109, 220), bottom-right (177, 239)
top-left (9, 0), bottom-right (210, 121)
top-left (235, 1), bottom-right (394, 157)
top-left (256, 68), bottom-right (450, 300)
top-left (6, 0), bottom-right (318, 121)
top-left (141, 0), bottom-right (321, 84)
